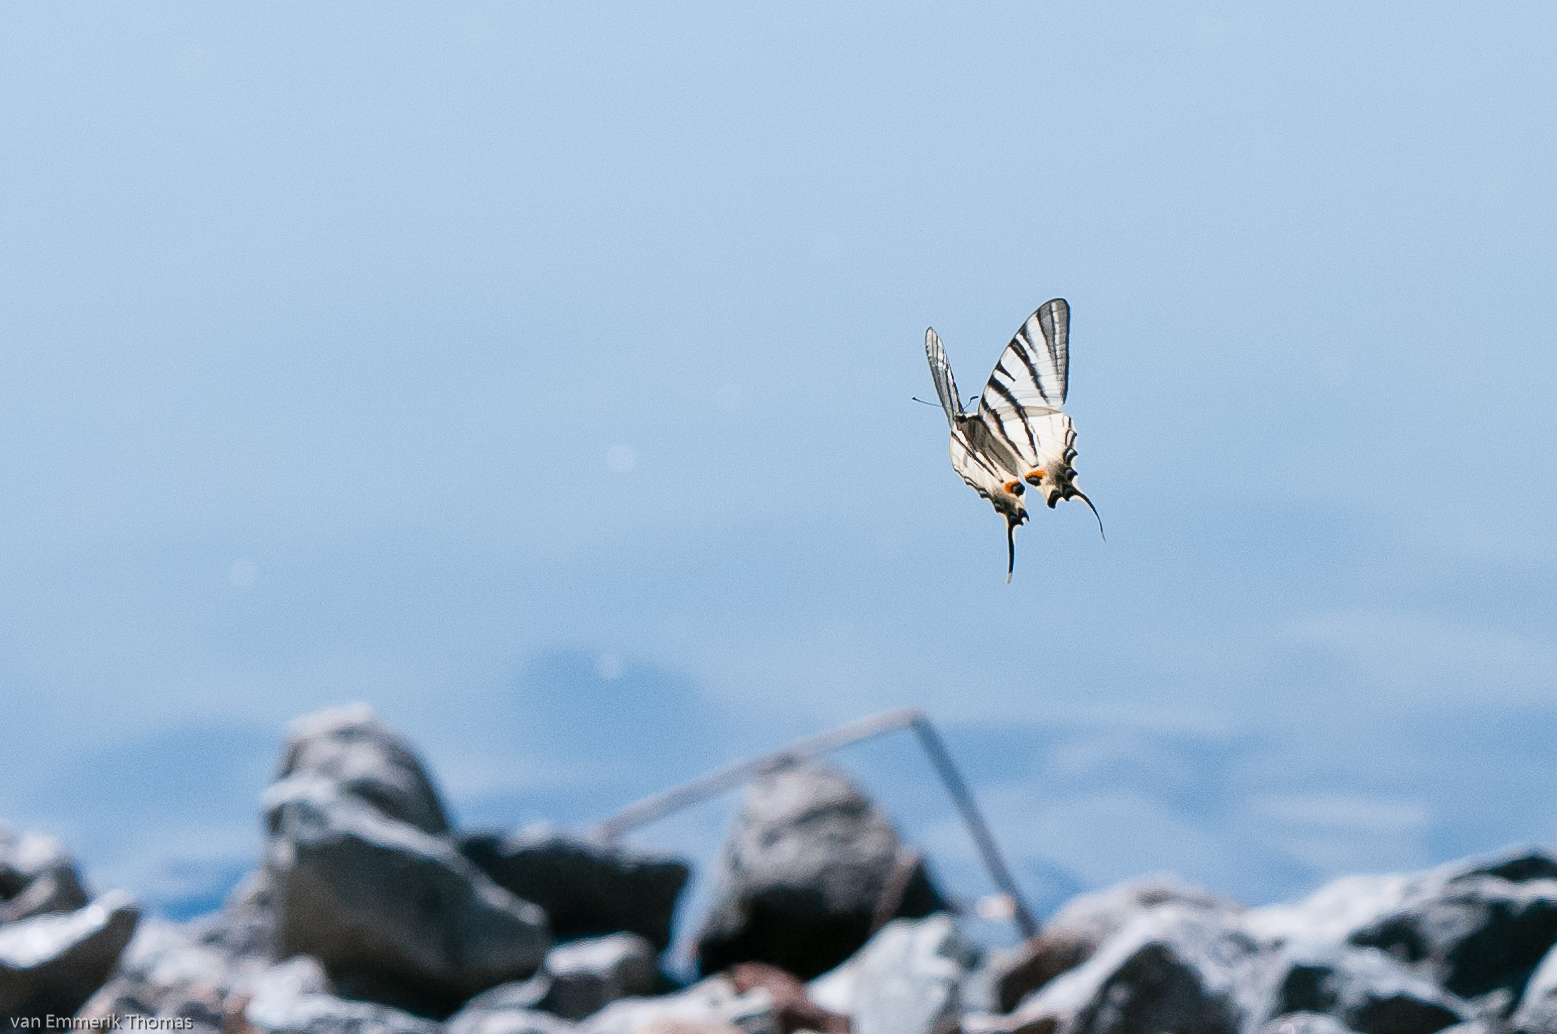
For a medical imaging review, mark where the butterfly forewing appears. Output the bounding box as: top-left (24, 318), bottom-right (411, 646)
top-left (1034, 298), bottom-right (1069, 404)
top-left (924, 328), bottom-right (964, 426)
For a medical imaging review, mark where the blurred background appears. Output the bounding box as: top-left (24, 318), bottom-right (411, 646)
top-left (2, 1), bottom-right (1554, 960)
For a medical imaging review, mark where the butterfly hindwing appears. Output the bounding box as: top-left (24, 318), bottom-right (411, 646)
top-left (947, 424), bottom-right (1016, 505)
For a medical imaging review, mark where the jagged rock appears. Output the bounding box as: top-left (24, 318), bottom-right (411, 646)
top-left (1255, 1014), bottom-right (1360, 1034)
top-left (1002, 903), bottom-right (1264, 1034)
top-left (840, 914), bottom-right (975, 1034)
top-left (244, 980), bottom-right (442, 1034)
top-left (0, 828), bottom-right (90, 924)
top-left (79, 916), bottom-right (239, 1021)
top-left (695, 760), bottom-right (948, 979)
top-left (1260, 943), bottom-right (1468, 1034)
top-left (580, 975), bottom-right (776, 1034)
top-left (730, 963), bottom-right (849, 1034)
top-left (0, 890), bottom-right (140, 1021)
top-left (78, 926), bottom-right (337, 1034)
top-left (994, 875), bottom-right (1244, 1011)
top-left (264, 773), bottom-right (550, 1013)
top-left (537, 933), bottom-right (660, 1021)
top-left (189, 870), bottom-right (276, 960)
top-left (460, 828), bottom-right (689, 951)
top-left (447, 978), bottom-right (577, 1034)
top-left (1512, 941), bottom-right (1557, 1033)
top-left (1248, 846), bottom-right (1557, 1003)
top-left (276, 704), bottom-right (451, 836)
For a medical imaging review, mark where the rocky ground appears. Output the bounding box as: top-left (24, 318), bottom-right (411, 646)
top-left (6, 703), bottom-right (1557, 1034)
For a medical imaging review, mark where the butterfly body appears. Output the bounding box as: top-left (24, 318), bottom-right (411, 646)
top-left (926, 298), bottom-right (1100, 581)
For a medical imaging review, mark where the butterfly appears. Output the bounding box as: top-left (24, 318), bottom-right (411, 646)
top-left (924, 298), bottom-right (1102, 582)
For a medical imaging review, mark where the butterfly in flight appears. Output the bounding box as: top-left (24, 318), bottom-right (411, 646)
top-left (924, 298), bottom-right (1103, 582)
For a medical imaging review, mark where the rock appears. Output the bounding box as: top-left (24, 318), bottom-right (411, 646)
top-left (1255, 1014), bottom-right (1360, 1034)
top-left (994, 874), bottom-right (1244, 1011)
top-left (1512, 942), bottom-right (1557, 1033)
top-left (841, 914), bottom-right (976, 1034)
top-left (448, 978), bottom-right (576, 1034)
top-left (0, 828), bottom-right (91, 924)
top-left (580, 975), bottom-right (776, 1034)
top-left (189, 870), bottom-right (277, 960)
top-left (244, 982), bottom-right (442, 1034)
top-left (695, 760), bottom-right (948, 979)
top-left (1003, 903), bottom-right (1265, 1034)
top-left (538, 934), bottom-right (661, 1021)
top-left (460, 828), bottom-right (690, 951)
top-left (240, 954), bottom-right (334, 1004)
top-left (0, 890), bottom-right (140, 1021)
top-left (79, 916), bottom-right (240, 1022)
top-left (264, 773), bottom-right (550, 1014)
top-left (1248, 846), bottom-right (1557, 1003)
top-left (804, 955), bottom-right (855, 1017)
top-left (276, 704), bottom-right (451, 836)
top-left (78, 924), bottom-right (330, 1032)
top-left (729, 963), bottom-right (848, 1034)
top-left (1260, 943), bottom-right (1468, 1034)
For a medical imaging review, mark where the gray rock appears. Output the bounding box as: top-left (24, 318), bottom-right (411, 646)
top-left (275, 704), bottom-right (451, 836)
top-left (1004, 903), bottom-right (1265, 1034)
top-left (581, 976), bottom-right (775, 1034)
top-left (119, 916), bottom-right (238, 990)
top-left (265, 773), bottom-right (550, 1013)
top-left (190, 869), bottom-right (276, 960)
top-left (0, 828), bottom-right (90, 924)
top-left (695, 760), bottom-right (948, 979)
top-left (0, 890), bottom-right (140, 1021)
top-left (78, 924), bottom-right (323, 1030)
top-left (844, 914), bottom-right (976, 1034)
top-left (1261, 943), bottom-right (1468, 1034)
top-left (242, 955), bottom-right (335, 1001)
top-left (451, 1009), bottom-right (577, 1034)
top-left (459, 827), bottom-right (689, 951)
top-left (1247, 846), bottom-right (1557, 1003)
top-left (245, 986), bottom-right (441, 1034)
top-left (1256, 1014), bottom-right (1360, 1034)
top-left (539, 933), bottom-right (660, 1021)
top-left (448, 978), bottom-right (578, 1034)
top-left (78, 916), bottom-right (239, 1020)
top-left (1512, 942), bottom-right (1557, 1033)
top-left (995, 874), bottom-right (1245, 1011)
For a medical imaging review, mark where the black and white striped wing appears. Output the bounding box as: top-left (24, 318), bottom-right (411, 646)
top-left (924, 328), bottom-right (964, 427)
top-left (982, 298), bottom-right (1069, 412)
top-left (975, 298), bottom-right (1073, 477)
top-left (948, 423), bottom-right (1019, 504)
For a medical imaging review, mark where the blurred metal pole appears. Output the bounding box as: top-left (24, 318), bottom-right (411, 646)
top-left (907, 714), bottom-right (1039, 938)
top-left (590, 705), bottom-right (1039, 939)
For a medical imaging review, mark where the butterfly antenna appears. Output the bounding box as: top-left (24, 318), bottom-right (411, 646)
top-left (1073, 490), bottom-right (1106, 541)
top-left (911, 396), bottom-right (940, 407)
top-left (1005, 517), bottom-right (1017, 583)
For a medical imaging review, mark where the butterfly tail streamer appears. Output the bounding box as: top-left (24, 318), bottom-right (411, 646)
top-left (1005, 517), bottom-right (1017, 583)
top-left (1073, 490), bottom-right (1106, 541)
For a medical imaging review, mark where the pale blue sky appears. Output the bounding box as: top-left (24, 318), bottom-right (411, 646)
top-left (3, 2), bottom-right (1555, 933)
